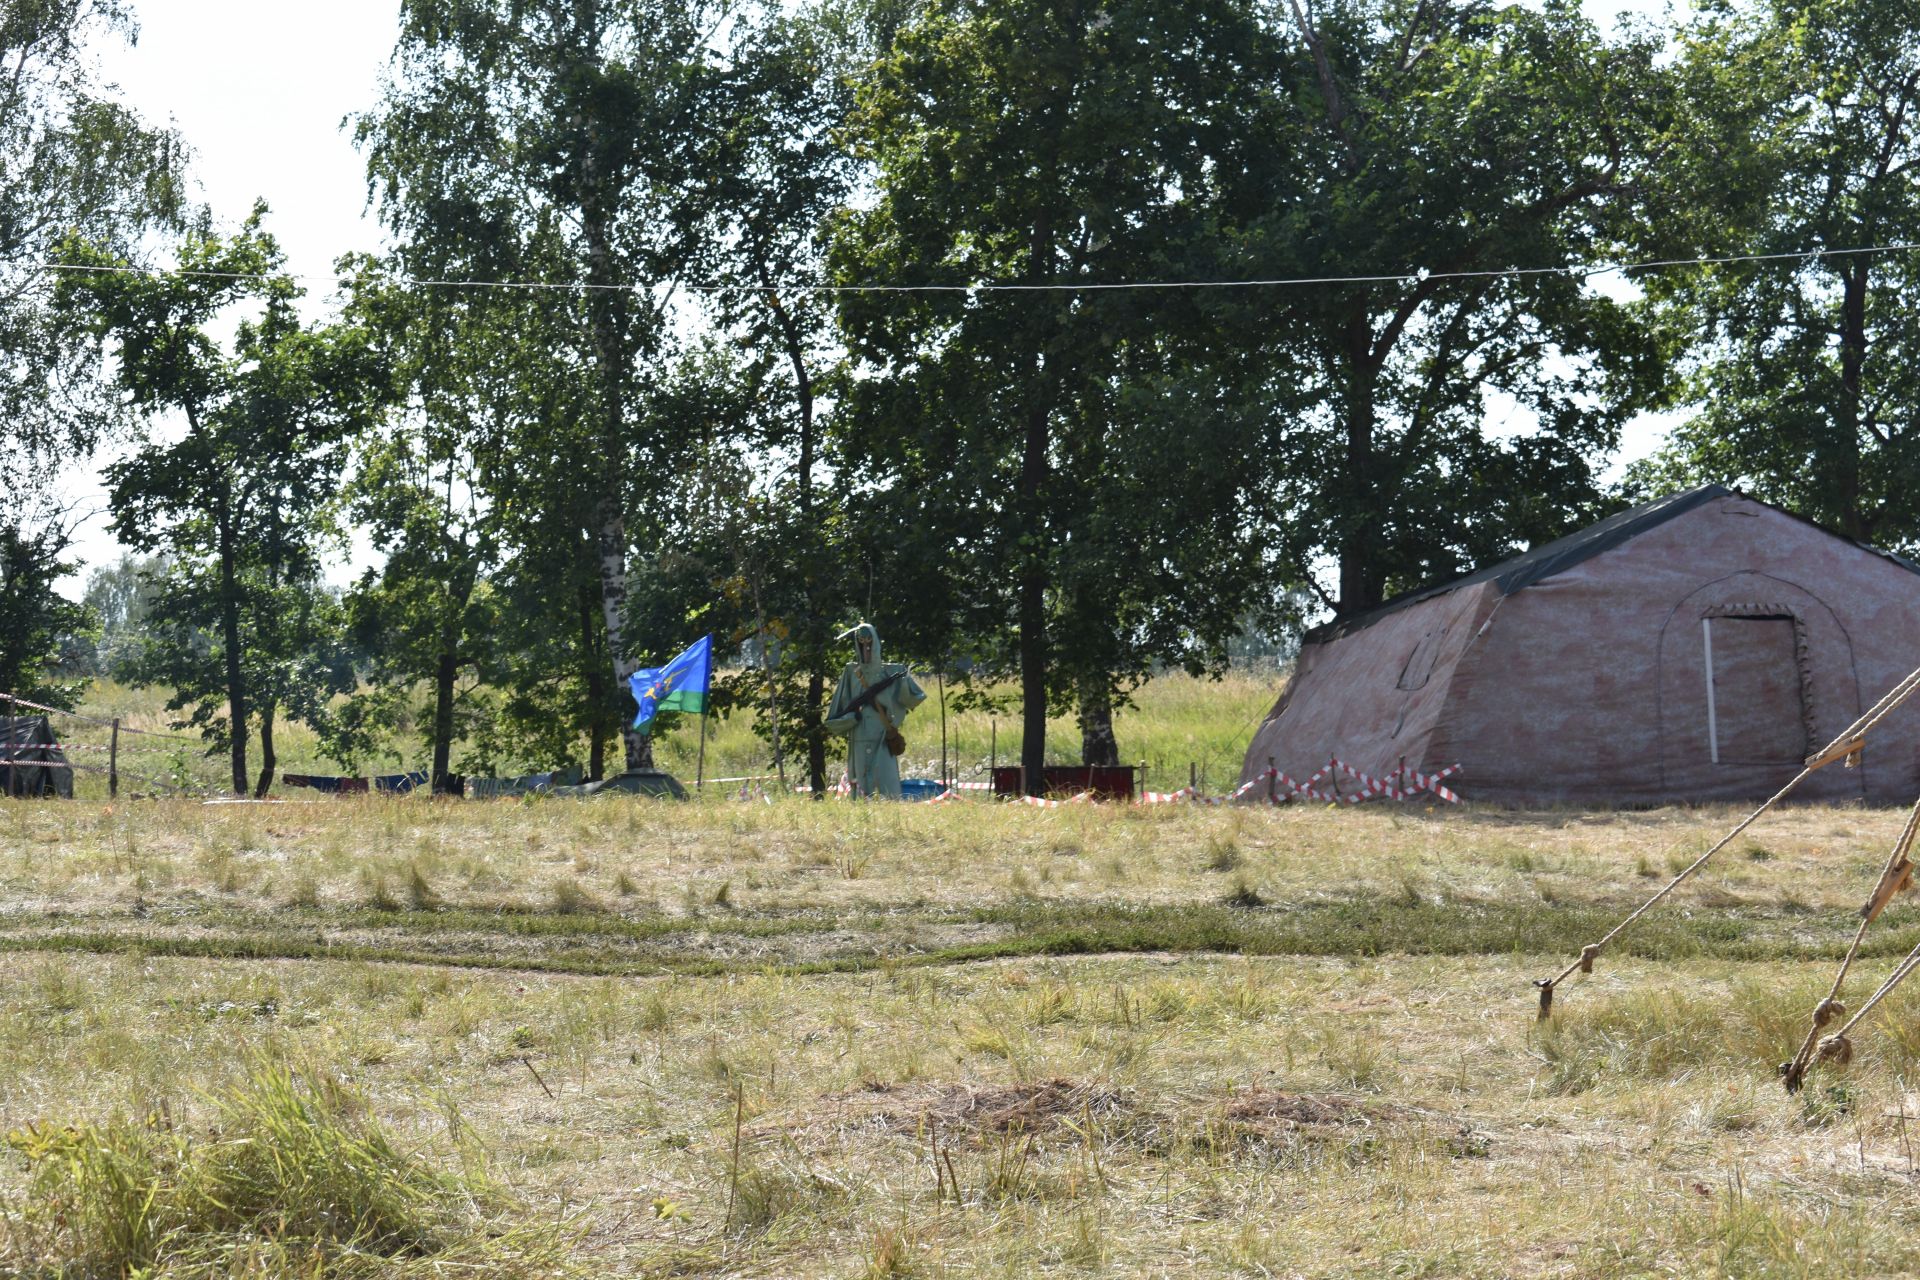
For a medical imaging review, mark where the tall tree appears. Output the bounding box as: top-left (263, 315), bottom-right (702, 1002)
top-left (1231, 0), bottom-right (1670, 613)
top-left (0, 506), bottom-right (94, 707)
top-left (360, 0), bottom-right (727, 774)
top-left (78, 552), bottom-right (167, 678)
top-left (55, 209), bottom-right (385, 794)
top-left (328, 261), bottom-right (509, 792)
top-left (0, 0), bottom-right (188, 705)
top-left (697, 0), bottom-right (865, 793)
top-left (1635, 0), bottom-right (1920, 549)
top-left (341, 433), bottom-right (497, 795)
top-left (0, 0), bottom-right (189, 479)
top-left (831, 0), bottom-right (1275, 787)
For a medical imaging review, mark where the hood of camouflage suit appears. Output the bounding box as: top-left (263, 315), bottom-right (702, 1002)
top-left (838, 621), bottom-right (882, 665)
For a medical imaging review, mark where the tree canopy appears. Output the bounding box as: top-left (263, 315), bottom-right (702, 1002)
top-left (20, 0), bottom-right (1920, 792)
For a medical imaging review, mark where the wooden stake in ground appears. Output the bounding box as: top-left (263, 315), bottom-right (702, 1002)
top-left (696, 700), bottom-right (709, 793)
top-left (725, 1083), bottom-right (744, 1233)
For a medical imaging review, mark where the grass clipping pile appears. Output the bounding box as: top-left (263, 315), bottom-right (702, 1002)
top-left (0, 1056), bottom-right (572, 1277)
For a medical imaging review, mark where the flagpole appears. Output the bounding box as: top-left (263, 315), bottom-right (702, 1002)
top-left (696, 705), bottom-right (708, 793)
top-left (694, 635), bottom-right (711, 793)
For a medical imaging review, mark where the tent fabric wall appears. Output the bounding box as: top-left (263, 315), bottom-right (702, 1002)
top-left (0, 716), bottom-right (73, 799)
top-left (1242, 489), bottom-right (1920, 807)
top-left (1244, 580), bottom-right (1499, 787)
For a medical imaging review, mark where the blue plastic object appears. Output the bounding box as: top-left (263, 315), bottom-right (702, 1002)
top-left (899, 778), bottom-right (945, 802)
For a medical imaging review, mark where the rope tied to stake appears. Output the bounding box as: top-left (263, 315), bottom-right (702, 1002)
top-left (1533, 767), bottom-right (1810, 1019)
top-left (1781, 794), bottom-right (1920, 1093)
top-left (1535, 664), bottom-right (1920, 1024)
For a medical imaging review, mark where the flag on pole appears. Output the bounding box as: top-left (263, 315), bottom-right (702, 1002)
top-left (629, 636), bottom-right (713, 732)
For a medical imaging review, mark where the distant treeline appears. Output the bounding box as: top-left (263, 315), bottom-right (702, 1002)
top-left (3, 0), bottom-right (1916, 796)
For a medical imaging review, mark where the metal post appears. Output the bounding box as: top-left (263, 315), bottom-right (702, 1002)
top-left (1189, 761), bottom-right (1197, 793)
top-left (990, 720), bottom-right (997, 782)
top-left (110, 719), bottom-right (120, 799)
top-left (1267, 755), bottom-right (1276, 804)
top-left (938, 668), bottom-right (948, 787)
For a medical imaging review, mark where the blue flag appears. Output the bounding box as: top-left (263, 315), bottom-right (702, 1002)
top-left (629, 635), bottom-right (713, 732)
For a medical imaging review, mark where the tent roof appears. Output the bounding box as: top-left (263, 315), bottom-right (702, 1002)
top-left (0, 715), bottom-right (57, 747)
top-left (1309, 484), bottom-right (1920, 643)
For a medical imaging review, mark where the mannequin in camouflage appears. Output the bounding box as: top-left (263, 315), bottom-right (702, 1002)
top-left (824, 621), bottom-right (926, 798)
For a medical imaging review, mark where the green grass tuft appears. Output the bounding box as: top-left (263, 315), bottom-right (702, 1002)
top-left (0, 1055), bottom-right (570, 1273)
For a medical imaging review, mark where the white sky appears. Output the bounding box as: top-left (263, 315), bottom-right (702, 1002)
top-left (50, 0), bottom-right (1685, 599)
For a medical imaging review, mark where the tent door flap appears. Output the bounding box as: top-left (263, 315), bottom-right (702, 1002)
top-left (1702, 615), bottom-right (1806, 765)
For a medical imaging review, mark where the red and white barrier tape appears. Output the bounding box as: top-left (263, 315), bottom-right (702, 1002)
top-left (1015, 790), bottom-right (1093, 808)
top-left (788, 761), bottom-right (1461, 807)
top-left (0, 692), bottom-right (206, 744)
top-left (1140, 761), bottom-right (1462, 807)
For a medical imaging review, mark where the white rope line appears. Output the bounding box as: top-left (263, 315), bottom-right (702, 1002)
top-left (24, 241), bottom-right (1920, 296)
top-left (1826, 668), bottom-right (1920, 757)
top-left (1831, 945), bottom-right (1920, 1045)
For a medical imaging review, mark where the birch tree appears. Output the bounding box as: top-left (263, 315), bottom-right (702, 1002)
top-left (360, 0), bottom-right (725, 772)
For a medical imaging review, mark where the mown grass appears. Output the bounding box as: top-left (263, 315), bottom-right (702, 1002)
top-left (8, 948), bottom-right (1920, 1277)
top-left (13, 671), bottom-right (1920, 1274)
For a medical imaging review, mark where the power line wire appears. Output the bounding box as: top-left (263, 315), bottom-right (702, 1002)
top-left (26, 240), bottom-right (1920, 295)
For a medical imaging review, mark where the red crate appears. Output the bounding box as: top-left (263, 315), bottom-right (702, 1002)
top-left (989, 765), bottom-right (1138, 801)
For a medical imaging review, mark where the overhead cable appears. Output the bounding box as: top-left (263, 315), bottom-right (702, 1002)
top-left (25, 240), bottom-right (1920, 295)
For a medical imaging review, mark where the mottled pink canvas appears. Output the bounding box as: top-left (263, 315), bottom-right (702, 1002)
top-left (1242, 492), bottom-right (1920, 806)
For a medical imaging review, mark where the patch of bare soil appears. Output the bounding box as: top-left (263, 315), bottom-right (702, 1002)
top-left (796, 1077), bottom-right (1130, 1143)
top-left (1221, 1088), bottom-right (1381, 1129)
top-left (1205, 1088), bottom-right (1423, 1161)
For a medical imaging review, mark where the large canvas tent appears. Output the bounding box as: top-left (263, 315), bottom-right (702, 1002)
top-left (1, 715), bottom-right (73, 798)
top-left (1241, 485), bottom-right (1920, 806)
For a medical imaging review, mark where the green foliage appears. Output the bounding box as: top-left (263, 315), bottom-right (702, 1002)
top-left (72, 552), bottom-right (169, 682)
top-left (0, 0), bottom-right (190, 484)
top-left (1632, 0), bottom-right (1920, 551)
top-left (0, 512), bottom-right (95, 708)
top-left (53, 208), bottom-right (385, 793)
top-left (0, 0), bottom-right (188, 712)
top-left (360, 0), bottom-right (740, 777)
top-left (1225, 0), bottom-right (1670, 611)
top-left (831, 0), bottom-right (1284, 777)
top-left (0, 1056), bottom-right (529, 1272)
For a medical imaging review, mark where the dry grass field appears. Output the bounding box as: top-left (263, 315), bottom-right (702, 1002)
top-left (8, 678), bottom-right (1920, 1275)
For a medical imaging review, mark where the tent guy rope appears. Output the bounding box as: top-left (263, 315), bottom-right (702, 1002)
top-left (1534, 661), bottom-right (1920, 1094)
